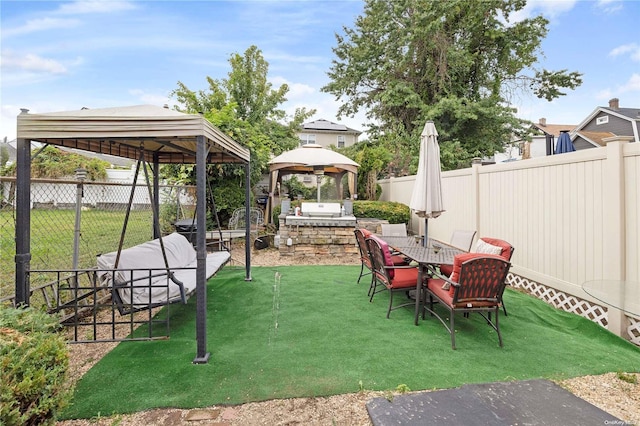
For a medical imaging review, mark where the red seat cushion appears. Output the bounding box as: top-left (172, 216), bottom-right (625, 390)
top-left (391, 255), bottom-right (407, 265)
top-left (427, 278), bottom-right (500, 309)
top-left (448, 252), bottom-right (505, 297)
top-left (389, 267), bottom-right (419, 289)
top-left (360, 228), bottom-right (372, 238)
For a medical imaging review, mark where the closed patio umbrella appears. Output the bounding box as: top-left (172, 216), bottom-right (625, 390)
top-left (554, 130), bottom-right (576, 154)
top-left (409, 121), bottom-right (445, 246)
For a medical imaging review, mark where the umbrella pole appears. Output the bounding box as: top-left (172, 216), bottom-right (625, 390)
top-left (423, 218), bottom-right (428, 247)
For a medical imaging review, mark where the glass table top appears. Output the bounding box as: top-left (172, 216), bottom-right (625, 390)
top-left (582, 280), bottom-right (640, 317)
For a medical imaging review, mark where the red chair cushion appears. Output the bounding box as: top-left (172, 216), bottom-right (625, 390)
top-left (360, 228), bottom-right (372, 238)
top-left (427, 278), bottom-right (454, 304)
top-left (439, 264), bottom-right (453, 278)
top-left (448, 252), bottom-right (505, 297)
top-left (427, 278), bottom-right (500, 309)
top-left (479, 237), bottom-right (513, 261)
top-left (390, 267), bottom-right (419, 289)
top-left (391, 255), bottom-right (407, 266)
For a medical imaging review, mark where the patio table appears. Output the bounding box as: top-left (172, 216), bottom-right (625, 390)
top-left (377, 235), bottom-right (465, 325)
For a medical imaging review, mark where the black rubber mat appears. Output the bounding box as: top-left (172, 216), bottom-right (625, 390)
top-left (366, 379), bottom-right (621, 425)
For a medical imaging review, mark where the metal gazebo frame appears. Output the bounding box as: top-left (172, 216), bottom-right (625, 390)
top-left (14, 104), bottom-right (251, 364)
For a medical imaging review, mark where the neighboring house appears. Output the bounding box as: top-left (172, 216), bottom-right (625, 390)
top-left (297, 119), bottom-right (361, 149)
top-left (0, 139), bottom-right (17, 166)
top-left (529, 118), bottom-right (577, 158)
top-left (571, 98), bottom-right (640, 149)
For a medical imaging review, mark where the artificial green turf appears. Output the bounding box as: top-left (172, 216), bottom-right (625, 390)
top-left (61, 265), bottom-right (640, 419)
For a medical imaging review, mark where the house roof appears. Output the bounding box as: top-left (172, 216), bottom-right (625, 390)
top-left (573, 101), bottom-right (640, 143)
top-left (16, 104), bottom-right (250, 165)
top-left (300, 119), bottom-right (361, 134)
top-left (574, 131), bottom-right (616, 147)
top-left (600, 107), bottom-right (640, 120)
top-left (531, 123), bottom-right (576, 137)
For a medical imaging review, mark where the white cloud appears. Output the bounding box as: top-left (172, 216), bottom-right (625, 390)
top-left (2, 17), bottom-right (80, 37)
top-left (1, 50), bottom-right (67, 74)
top-left (270, 77), bottom-right (316, 101)
top-left (55, 0), bottom-right (138, 15)
top-left (609, 43), bottom-right (640, 62)
top-left (595, 88), bottom-right (614, 101)
top-left (128, 89), bottom-right (172, 106)
top-left (596, 0), bottom-right (624, 14)
top-left (594, 73), bottom-right (640, 101)
top-left (620, 73), bottom-right (640, 92)
top-left (508, 0), bottom-right (577, 23)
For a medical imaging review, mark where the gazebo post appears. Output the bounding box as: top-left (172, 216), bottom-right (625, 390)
top-left (152, 152), bottom-right (160, 239)
top-left (244, 162), bottom-right (251, 281)
top-left (193, 135), bottom-right (210, 364)
top-left (15, 135), bottom-right (31, 306)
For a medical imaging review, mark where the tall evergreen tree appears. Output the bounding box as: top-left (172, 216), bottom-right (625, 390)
top-left (323, 0), bottom-right (582, 171)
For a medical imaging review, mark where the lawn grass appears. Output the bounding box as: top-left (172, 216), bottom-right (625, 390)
top-left (61, 265), bottom-right (640, 419)
top-left (0, 209), bottom-right (152, 298)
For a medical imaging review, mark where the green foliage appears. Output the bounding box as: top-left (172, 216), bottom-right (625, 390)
top-left (0, 145), bottom-right (8, 168)
top-left (168, 45), bottom-right (315, 215)
top-left (395, 384), bottom-right (411, 394)
top-left (353, 200), bottom-right (410, 224)
top-left (0, 305), bottom-right (72, 426)
top-left (271, 204), bottom-right (281, 227)
top-left (323, 0), bottom-right (582, 171)
top-left (2, 145), bottom-right (109, 180)
top-left (282, 176), bottom-right (314, 200)
top-left (616, 371), bottom-right (638, 385)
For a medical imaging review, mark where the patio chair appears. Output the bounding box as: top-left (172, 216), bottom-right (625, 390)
top-left (354, 228), bottom-right (374, 286)
top-left (474, 237), bottom-right (514, 316)
top-left (380, 223), bottom-right (408, 237)
top-left (423, 253), bottom-right (511, 349)
top-left (366, 235), bottom-right (420, 318)
top-left (436, 230), bottom-right (476, 280)
top-left (449, 230), bottom-right (477, 251)
top-left (355, 229), bottom-right (407, 296)
top-left (440, 236), bottom-right (514, 316)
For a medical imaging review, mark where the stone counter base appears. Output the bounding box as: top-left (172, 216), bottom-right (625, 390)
top-left (278, 216), bottom-right (358, 258)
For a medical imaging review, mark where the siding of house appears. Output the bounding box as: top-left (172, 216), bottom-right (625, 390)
top-left (573, 137), bottom-right (597, 150)
top-left (297, 119), bottom-right (361, 149)
top-left (583, 113), bottom-right (634, 135)
top-left (303, 132), bottom-right (358, 149)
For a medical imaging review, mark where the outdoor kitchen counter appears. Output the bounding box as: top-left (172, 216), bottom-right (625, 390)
top-left (284, 215), bottom-right (357, 227)
top-left (278, 214), bottom-right (358, 258)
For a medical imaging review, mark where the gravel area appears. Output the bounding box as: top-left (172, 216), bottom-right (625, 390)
top-left (58, 246), bottom-right (640, 425)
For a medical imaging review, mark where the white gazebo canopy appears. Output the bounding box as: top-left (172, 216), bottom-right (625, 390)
top-left (265, 144), bottom-right (359, 222)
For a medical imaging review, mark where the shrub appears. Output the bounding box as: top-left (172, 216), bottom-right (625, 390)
top-left (353, 200), bottom-right (410, 224)
top-left (0, 305), bottom-right (72, 426)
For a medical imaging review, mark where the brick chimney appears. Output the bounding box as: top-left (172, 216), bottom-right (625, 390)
top-left (538, 118), bottom-right (546, 126)
top-left (609, 98), bottom-right (619, 110)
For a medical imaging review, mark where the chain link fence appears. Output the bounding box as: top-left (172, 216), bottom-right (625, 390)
top-left (0, 177), bottom-right (196, 306)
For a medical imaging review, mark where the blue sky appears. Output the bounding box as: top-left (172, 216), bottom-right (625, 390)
top-left (1, 0), bottom-right (639, 142)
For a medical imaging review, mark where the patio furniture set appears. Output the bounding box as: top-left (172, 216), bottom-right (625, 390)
top-left (354, 226), bottom-right (515, 349)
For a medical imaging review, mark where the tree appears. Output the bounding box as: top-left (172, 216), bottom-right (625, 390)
top-left (169, 46), bottom-right (315, 224)
top-left (322, 0), bottom-right (582, 171)
top-left (0, 145), bottom-right (108, 180)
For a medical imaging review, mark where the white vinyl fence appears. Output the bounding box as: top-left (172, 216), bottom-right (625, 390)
top-left (379, 137), bottom-right (640, 344)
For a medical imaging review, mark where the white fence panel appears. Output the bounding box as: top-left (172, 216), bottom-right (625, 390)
top-left (378, 138), bottom-right (640, 341)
